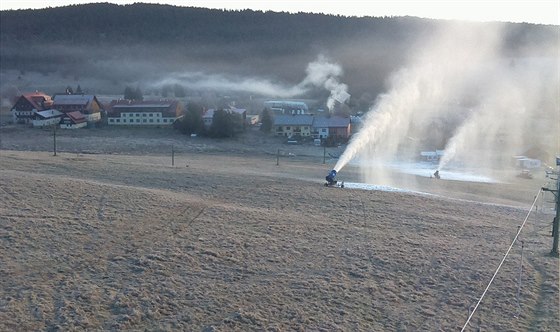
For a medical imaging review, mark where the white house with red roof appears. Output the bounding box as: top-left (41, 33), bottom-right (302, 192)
top-left (10, 92), bottom-right (54, 124)
top-left (106, 99), bottom-right (184, 126)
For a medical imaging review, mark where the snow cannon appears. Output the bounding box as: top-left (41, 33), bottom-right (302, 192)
top-left (325, 170), bottom-right (337, 186)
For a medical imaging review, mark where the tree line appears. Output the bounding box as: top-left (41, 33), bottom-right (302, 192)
top-left (175, 103), bottom-right (274, 139)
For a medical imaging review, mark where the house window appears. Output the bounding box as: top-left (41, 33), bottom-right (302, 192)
top-left (286, 126), bottom-right (291, 130)
top-left (304, 126), bottom-right (308, 130)
top-left (136, 119), bottom-right (140, 123)
top-left (129, 119), bottom-right (134, 123)
top-left (163, 119), bottom-right (167, 123)
top-left (143, 113), bottom-right (147, 117)
top-left (109, 119), bottom-right (114, 123)
top-left (149, 119), bottom-right (153, 123)
top-left (143, 119), bottom-right (147, 123)
top-left (157, 119), bottom-right (160, 123)
top-left (321, 128), bottom-right (327, 132)
top-left (149, 114), bottom-right (153, 117)
top-left (116, 119), bottom-right (120, 123)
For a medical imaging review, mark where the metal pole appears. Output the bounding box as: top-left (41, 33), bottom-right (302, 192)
top-left (276, 148), bottom-right (280, 166)
top-left (172, 144), bottom-right (175, 166)
top-left (323, 143), bottom-right (326, 164)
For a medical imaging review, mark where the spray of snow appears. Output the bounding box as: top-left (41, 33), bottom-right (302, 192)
top-left (334, 22), bottom-right (558, 185)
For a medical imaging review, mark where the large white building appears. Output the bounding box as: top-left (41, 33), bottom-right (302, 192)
top-left (107, 100), bottom-right (183, 126)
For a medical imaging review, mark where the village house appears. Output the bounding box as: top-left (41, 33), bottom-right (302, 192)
top-left (107, 100), bottom-right (183, 126)
top-left (53, 94), bottom-right (103, 124)
top-left (264, 100), bottom-right (308, 115)
top-left (312, 116), bottom-right (352, 140)
top-left (10, 92), bottom-right (54, 124)
top-left (32, 109), bottom-right (63, 128)
top-left (273, 114), bottom-right (314, 137)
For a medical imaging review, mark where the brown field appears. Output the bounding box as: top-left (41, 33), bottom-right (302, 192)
top-left (1, 126), bottom-right (558, 331)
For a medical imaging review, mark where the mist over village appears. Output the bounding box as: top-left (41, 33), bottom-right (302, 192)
top-left (1, 2), bottom-right (559, 331)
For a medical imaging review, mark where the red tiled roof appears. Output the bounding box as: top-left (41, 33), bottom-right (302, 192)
top-left (110, 99), bottom-right (177, 107)
top-left (108, 99), bottom-right (179, 117)
top-left (313, 116), bottom-right (351, 128)
top-left (22, 92), bottom-right (52, 111)
top-left (66, 111), bottom-right (87, 124)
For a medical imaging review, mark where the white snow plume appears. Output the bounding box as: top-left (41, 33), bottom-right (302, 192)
top-left (149, 55), bottom-right (350, 103)
top-left (152, 71), bottom-right (306, 98)
top-left (438, 57), bottom-right (558, 171)
top-left (299, 55), bottom-right (350, 110)
top-left (335, 22), bottom-right (558, 186)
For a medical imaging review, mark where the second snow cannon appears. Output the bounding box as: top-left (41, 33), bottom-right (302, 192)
top-left (325, 169), bottom-right (338, 186)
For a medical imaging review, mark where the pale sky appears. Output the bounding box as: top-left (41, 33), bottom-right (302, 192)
top-left (0, 0), bottom-right (558, 25)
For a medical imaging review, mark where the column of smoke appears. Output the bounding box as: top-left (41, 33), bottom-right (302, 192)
top-left (153, 54), bottom-right (350, 106)
top-left (334, 22), bottom-right (558, 185)
top-left (297, 55), bottom-right (351, 110)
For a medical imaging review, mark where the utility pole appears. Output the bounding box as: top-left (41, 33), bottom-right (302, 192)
top-left (543, 156), bottom-right (560, 256)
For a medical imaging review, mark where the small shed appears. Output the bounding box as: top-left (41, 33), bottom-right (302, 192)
top-left (60, 111), bottom-right (87, 129)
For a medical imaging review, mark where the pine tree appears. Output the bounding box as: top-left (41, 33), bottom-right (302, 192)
top-left (260, 107), bottom-right (273, 133)
top-left (209, 109), bottom-right (234, 138)
top-left (124, 86), bottom-right (134, 100)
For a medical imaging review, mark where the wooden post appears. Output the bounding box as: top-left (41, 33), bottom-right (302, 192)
top-left (544, 158), bottom-right (560, 256)
top-left (323, 143), bottom-right (326, 164)
top-left (551, 179), bottom-right (559, 256)
top-left (172, 144), bottom-right (175, 166)
top-left (276, 148), bottom-right (280, 166)
top-left (53, 125), bottom-right (57, 156)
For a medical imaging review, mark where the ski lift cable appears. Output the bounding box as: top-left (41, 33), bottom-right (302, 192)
top-left (460, 187), bottom-right (542, 332)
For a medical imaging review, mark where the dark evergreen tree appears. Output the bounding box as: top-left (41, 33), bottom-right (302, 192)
top-left (124, 86), bottom-right (143, 100)
top-left (76, 84), bottom-right (83, 94)
top-left (209, 109), bottom-right (234, 138)
top-left (177, 102), bottom-right (205, 135)
top-left (124, 86), bottom-right (134, 100)
top-left (260, 107), bottom-right (273, 133)
top-left (134, 87), bottom-right (143, 101)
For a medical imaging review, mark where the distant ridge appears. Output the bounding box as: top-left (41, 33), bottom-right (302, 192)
top-left (0, 3), bottom-right (557, 96)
